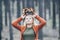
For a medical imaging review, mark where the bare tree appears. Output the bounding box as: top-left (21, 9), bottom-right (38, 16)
top-left (38, 0), bottom-right (43, 40)
top-left (4, 0), bottom-right (13, 40)
top-left (26, 0), bottom-right (34, 8)
top-left (0, 0), bottom-right (3, 40)
top-left (52, 0), bottom-right (56, 29)
top-left (58, 0), bottom-right (60, 39)
top-left (17, 0), bottom-right (21, 18)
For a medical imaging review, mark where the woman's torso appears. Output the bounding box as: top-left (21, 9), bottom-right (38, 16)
top-left (20, 25), bottom-right (38, 40)
top-left (23, 27), bottom-right (35, 40)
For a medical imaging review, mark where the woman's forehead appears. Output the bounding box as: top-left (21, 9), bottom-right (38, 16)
top-left (25, 15), bottom-right (32, 18)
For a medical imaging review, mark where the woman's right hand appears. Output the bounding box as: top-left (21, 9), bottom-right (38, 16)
top-left (21, 14), bottom-right (26, 19)
top-left (32, 13), bottom-right (38, 18)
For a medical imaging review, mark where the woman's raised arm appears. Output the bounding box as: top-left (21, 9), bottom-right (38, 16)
top-left (33, 13), bottom-right (46, 30)
top-left (11, 14), bottom-right (26, 31)
top-left (35, 15), bottom-right (46, 30)
top-left (11, 17), bottom-right (22, 31)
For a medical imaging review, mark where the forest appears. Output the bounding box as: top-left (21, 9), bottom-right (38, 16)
top-left (0, 0), bottom-right (60, 40)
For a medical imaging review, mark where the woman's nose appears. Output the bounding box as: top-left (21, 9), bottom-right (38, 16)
top-left (28, 20), bottom-right (30, 21)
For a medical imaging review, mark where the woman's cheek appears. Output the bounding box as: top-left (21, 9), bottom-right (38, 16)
top-left (25, 20), bottom-right (28, 22)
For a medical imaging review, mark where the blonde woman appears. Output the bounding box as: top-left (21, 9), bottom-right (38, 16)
top-left (12, 8), bottom-right (46, 40)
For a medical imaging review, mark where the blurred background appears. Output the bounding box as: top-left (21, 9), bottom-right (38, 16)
top-left (0, 0), bottom-right (60, 40)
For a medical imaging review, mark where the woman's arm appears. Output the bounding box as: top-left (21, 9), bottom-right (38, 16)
top-left (11, 17), bottom-right (23, 31)
top-left (34, 14), bottom-right (46, 30)
top-left (11, 14), bottom-right (26, 31)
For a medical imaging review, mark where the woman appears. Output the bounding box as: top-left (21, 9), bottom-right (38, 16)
top-left (11, 8), bottom-right (46, 40)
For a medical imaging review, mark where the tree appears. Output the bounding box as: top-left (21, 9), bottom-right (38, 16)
top-left (4, 0), bottom-right (13, 40)
top-left (26, 0), bottom-right (34, 8)
top-left (0, 0), bottom-right (3, 40)
top-left (38, 0), bottom-right (43, 40)
top-left (4, 0), bottom-right (8, 26)
top-left (58, 0), bottom-right (60, 39)
top-left (17, 0), bottom-right (21, 24)
top-left (17, 0), bottom-right (20, 18)
top-left (22, 0), bottom-right (27, 8)
top-left (8, 0), bottom-right (13, 40)
top-left (52, 0), bottom-right (56, 29)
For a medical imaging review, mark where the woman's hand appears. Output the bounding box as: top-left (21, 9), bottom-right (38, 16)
top-left (29, 8), bottom-right (35, 12)
top-left (21, 14), bottom-right (26, 19)
top-left (32, 13), bottom-right (38, 18)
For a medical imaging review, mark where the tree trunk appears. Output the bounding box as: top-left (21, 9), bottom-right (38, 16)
top-left (52, 0), bottom-right (56, 29)
top-left (4, 0), bottom-right (8, 26)
top-left (38, 0), bottom-right (43, 40)
top-left (0, 0), bottom-right (2, 40)
top-left (8, 0), bottom-right (13, 40)
top-left (26, 0), bottom-right (34, 8)
top-left (58, 0), bottom-right (60, 39)
top-left (17, 0), bottom-right (21, 24)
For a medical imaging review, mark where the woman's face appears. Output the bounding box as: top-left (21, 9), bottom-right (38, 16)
top-left (25, 15), bottom-right (34, 24)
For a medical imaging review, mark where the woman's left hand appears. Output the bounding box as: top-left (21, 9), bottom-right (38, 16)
top-left (32, 13), bottom-right (38, 18)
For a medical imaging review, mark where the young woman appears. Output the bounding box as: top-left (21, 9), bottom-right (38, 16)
top-left (11, 8), bottom-right (46, 40)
